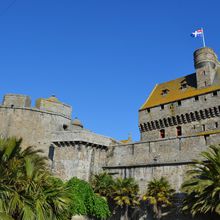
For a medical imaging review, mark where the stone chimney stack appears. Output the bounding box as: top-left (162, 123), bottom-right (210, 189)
top-left (194, 47), bottom-right (219, 89)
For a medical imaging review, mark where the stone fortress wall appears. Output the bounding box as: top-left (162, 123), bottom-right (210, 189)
top-left (0, 94), bottom-right (71, 152)
top-left (104, 132), bottom-right (220, 192)
top-left (139, 90), bottom-right (220, 141)
top-left (0, 94), bottom-right (115, 181)
top-left (139, 47), bottom-right (220, 141)
top-left (0, 47), bottom-right (220, 195)
top-left (104, 47), bottom-right (220, 192)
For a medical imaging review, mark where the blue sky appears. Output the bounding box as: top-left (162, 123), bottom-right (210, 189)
top-left (0, 0), bottom-right (220, 141)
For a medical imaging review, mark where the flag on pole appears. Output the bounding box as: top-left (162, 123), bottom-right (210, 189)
top-left (191, 29), bottom-right (203, 38)
top-left (191, 28), bottom-right (206, 47)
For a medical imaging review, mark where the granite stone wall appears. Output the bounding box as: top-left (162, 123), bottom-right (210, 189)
top-left (104, 132), bottom-right (220, 192)
top-left (139, 89), bottom-right (220, 141)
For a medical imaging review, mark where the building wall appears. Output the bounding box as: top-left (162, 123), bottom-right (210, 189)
top-left (53, 143), bottom-right (108, 181)
top-left (105, 132), bottom-right (220, 192)
top-left (139, 90), bottom-right (220, 141)
top-left (0, 94), bottom-right (115, 182)
top-left (50, 129), bottom-right (115, 181)
top-left (0, 106), bottom-right (71, 154)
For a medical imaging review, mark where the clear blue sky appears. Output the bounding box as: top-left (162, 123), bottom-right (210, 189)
top-left (0, 0), bottom-right (220, 141)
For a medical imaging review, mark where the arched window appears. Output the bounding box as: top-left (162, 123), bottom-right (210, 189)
top-left (176, 126), bottom-right (182, 136)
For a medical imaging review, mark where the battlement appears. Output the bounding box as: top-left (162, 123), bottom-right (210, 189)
top-left (2, 94), bottom-right (72, 119)
top-left (3, 94), bottom-right (31, 108)
top-left (36, 96), bottom-right (72, 119)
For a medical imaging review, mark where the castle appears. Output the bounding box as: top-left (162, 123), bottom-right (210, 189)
top-left (1, 47), bottom-right (220, 192)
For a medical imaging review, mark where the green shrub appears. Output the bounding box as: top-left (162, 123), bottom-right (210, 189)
top-left (67, 177), bottom-right (110, 219)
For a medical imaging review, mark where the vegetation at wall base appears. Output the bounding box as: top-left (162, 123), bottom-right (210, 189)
top-left (181, 145), bottom-right (220, 217)
top-left (0, 138), bottom-right (110, 220)
top-left (0, 137), bottom-right (70, 220)
top-left (67, 177), bottom-right (110, 219)
top-left (91, 172), bottom-right (140, 220)
top-left (142, 177), bottom-right (175, 220)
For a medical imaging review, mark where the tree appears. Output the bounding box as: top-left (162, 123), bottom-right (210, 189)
top-left (67, 177), bottom-right (110, 219)
top-left (181, 145), bottom-right (220, 217)
top-left (91, 172), bottom-right (115, 199)
top-left (142, 177), bottom-right (174, 220)
top-left (91, 173), bottom-right (140, 220)
top-left (0, 137), bottom-right (70, 220)
top-left (112, 177), bottom-right (139, 220)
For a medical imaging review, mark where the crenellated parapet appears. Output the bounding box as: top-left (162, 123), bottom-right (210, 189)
top-left (139, 105), bottom-right (220, 132)
top-left (1, 94), bottom-right (72, 119)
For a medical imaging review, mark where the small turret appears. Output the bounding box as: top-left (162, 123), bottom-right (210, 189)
top-left (35, 95), bottom-right (72, 118)
top-left (194, 47), bottom-right (220, 88)
top-left (72, 117), bottom-right (83, 129)
top-left (2, 94), bottom-right (31, 108)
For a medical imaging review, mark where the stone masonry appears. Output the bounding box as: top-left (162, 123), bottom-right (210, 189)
top-left (1, 47), bottom-right (220, 194)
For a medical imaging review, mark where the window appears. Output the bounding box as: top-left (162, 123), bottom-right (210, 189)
top-left (178, 100), bottom-right (181, 106)
top-left (180, 80), bottom-right (188, 90)
top-left (213, 91), bottom-right (218, 96)
top-left (63, 124), bottom-right (68, 130)
top-left (181, 83), bottom-right (187, 89)
top-left (147, 108), bottom-right (150, 113)
top-left (161, 105), bottom-right (164, 110)
top-left (202, 124), bottom-right (205, 131)
top-left (161, 89), bottom-right (169, 96)
top-left (160, 129), bottom-right (165, 138)
top-left (215, 122), bottom-right (218, 128)
top-left (176, 126), bottom-right (182, 136)
top-left (194, 96), bottom-right (199, 101)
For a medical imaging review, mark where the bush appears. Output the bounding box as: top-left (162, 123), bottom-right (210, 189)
top-left (67, 177), bottom-right (110, 219)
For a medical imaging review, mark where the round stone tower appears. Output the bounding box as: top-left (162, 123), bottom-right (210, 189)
top-left (194, 47), bottom-right (219, 88)
top-left (194, 47), bottom-right (218, 69)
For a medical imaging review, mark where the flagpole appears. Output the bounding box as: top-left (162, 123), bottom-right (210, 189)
top-left (201, 27), bottom-right (206, 47)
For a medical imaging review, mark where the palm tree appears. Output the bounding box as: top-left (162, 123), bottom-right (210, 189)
top-left (112, 177), bottom-right (139, 220)
top-left (142, 177), bottom-right (174, 220)
top-left (91, 173), bottom-right (139, 220)
top-left (0, 137), bottom-right (70, 220)
top-left (181, 145), bottom-right (220, 217)
top-left (91, 172), bottom-right (115, 199)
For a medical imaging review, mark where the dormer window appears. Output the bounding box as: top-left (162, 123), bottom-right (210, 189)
top-left (161, 89), bottom-right (169, 96)
top-left (180, 83), bottom-right (187, 90)
top-left (180, 80), bottom-right (188, 90)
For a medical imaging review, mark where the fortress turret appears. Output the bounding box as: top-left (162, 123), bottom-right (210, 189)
top-left (3, 94), bottom-right (31, 108)
top-left (72, 117), bottom-right (83, 129)
top-left (36, 95), bottom-right (72, 118)
top-left (194, 47), bottom-right (220, 88)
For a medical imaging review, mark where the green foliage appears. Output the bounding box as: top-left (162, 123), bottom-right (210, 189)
top-left (67, 177), bottom-right (110, 219)
top-left (0, 137), bottom-right (71, 220)
top-left (181, 145), bottom-right (220, 217)
top-left (93, 196), bottom-right (111, 219)
top-left (91, 173), bottom-right (140, 220)
top-left (91, 172), bottom-right (115, 198)
top-left (112, 177), bottom-right (139, 208)
top-left (142, 177), bottom-right (174, 220)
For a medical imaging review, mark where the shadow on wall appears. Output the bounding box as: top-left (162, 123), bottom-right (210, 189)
top-left (104, 193), bottom-right (219, 220)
